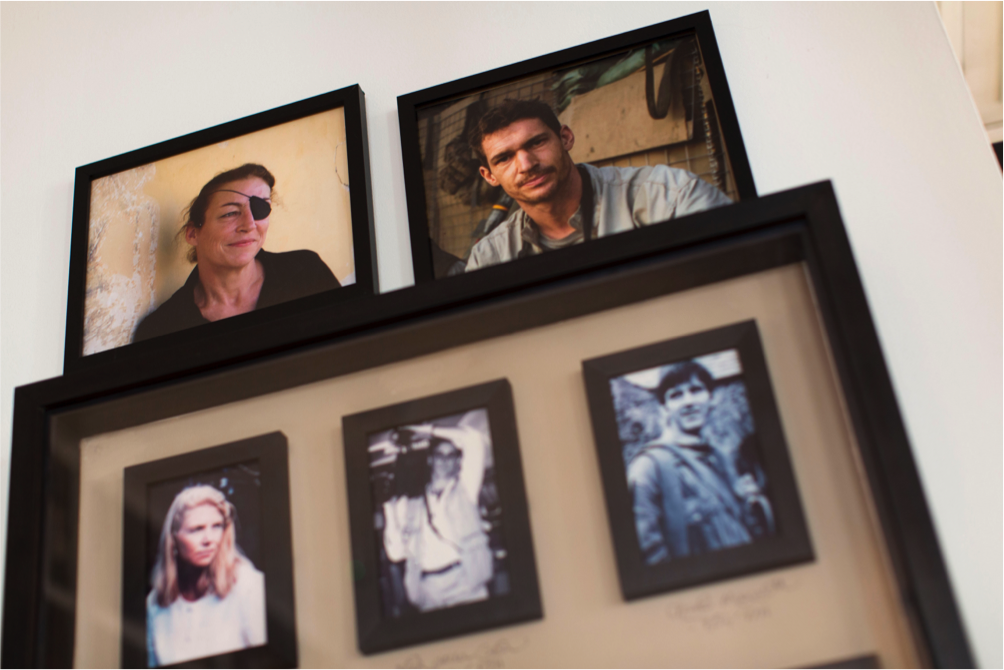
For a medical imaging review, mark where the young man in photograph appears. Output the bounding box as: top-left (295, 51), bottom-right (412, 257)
top-left (465, 99), bottom-right (733, 271)
top-left (626, 361), bottom-right (773, 565)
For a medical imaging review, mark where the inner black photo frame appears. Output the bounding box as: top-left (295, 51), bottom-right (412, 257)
top-left (342, 379), bottom-right (542, 654)
top-left (399, 10), bottom-right (755, 284)
top-left (121, 432), bottom-right (297, 668)
top-left (65, 84), bottom-right (377, 376)
top-left (809, 654), bottom-right (883, 669)
top-left (582, 321), bottom-right (813, 600)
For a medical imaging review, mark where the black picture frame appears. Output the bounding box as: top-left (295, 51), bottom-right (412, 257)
top-left (3, 182), bottom-right (973, 667)
top-left (399, 10), bottom-right (755, 284)
top-left (64, 84), bottom-right (377, 375)
top-left (342, 380), bottom-right (542, 654)
top-left (791, 654), bottom-right (879, 670)
top-left (582, 321), bottom-right (814, 600)
top-left (121, 432), bottom-right (297, 668)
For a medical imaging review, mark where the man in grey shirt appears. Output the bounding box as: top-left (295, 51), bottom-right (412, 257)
top-left (465, 99), bottom-right (733, 272)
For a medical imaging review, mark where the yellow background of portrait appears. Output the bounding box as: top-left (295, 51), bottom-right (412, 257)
top-left (83, 107), bottom-right (354, 356)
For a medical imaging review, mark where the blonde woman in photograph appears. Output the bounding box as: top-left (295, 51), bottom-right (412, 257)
top-left (146, 485), bottom-right (266, 667)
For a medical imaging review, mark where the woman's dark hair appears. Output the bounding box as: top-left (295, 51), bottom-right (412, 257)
top-left (180, 163), bottom-right (275, 263)
top-left (653, 360), bottom-right (715, 403)
top-left (467, 98), bottom-right (562, 167)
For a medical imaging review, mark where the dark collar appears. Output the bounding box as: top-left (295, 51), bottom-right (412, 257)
top-left (183, 248), bottom-right (274, 290)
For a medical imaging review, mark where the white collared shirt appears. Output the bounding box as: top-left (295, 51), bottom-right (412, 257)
top-left (382, 431), bottom-right (487, 572)
top-left (146, 560), bottom-right (267, 667)
top-left (419, 481), bottom-right (463, 571)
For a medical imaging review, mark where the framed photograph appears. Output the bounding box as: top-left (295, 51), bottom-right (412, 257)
top-left (4, 183), bottom-right (972, 667)
top-left (582, 320), bottom-right (814, 600)
top-left (399, 10), bottom-right (755, 282)
top-left (65, 84), bottom-right (377, 375)
top-left (121, 432), bottom-right (296, 668)
top-left (342, 380), bottom-right (542, 654)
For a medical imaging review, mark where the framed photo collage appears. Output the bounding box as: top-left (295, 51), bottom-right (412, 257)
top-left (2, 10), bottom-right (973, 670)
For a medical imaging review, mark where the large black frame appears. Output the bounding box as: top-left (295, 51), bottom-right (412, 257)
top-left (2, 182), bottom-right (972, 667)
top-left (342, 380), bottom-right (542, 654)
top-left (64, 85), bottom-right (378, 375)
top-left (399, 10), bottom-right (756, 285)
top-left (121, 432), bottom-right (296, 668)
top-left (583, 321), bottom-right (814, 599)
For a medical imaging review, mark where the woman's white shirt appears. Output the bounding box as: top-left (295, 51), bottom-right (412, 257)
top-left (146, 560), bottom-right (267, 667)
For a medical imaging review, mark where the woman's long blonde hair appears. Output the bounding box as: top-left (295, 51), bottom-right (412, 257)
top-left (151, 485), bottom-right (242, 607)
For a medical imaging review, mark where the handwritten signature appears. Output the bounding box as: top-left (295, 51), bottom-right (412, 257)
top-left (395, 637), bottom-right (529, 669)
top-left (665, 574), bottom-right (799, 631)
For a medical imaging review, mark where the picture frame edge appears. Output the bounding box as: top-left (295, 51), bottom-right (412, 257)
top-left (5, 180), bottom-right (974, 667)
top-left (397, 9), bottom-right (755, 286)
top-left (62, 84), bottom-right (378, 375)
top-left (343, 378), bottom-right (542, 655)
top-left (118, 431), bottom-right (297, 669)
top-left (581, 319), bottom-right (816, 602)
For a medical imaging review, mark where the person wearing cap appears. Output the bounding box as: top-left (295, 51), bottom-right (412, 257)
top-left (627, 360), bottom-right (773, 564)
top-left (381, 425), bottom-right (494, 612)
top-left (133, 163), bottom-right (339, 342)
top-left (464, 99), bottom-right (732, 272)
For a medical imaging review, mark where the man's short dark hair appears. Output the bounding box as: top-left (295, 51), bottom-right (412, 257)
top-left (467, 98), bottom-right (562, 167)
top-left (652, 360), bottom-right (714, 403)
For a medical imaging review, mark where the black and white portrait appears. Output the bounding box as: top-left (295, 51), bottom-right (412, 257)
top-left (343, 380), bottom-right (541, 653)
top-left (611, 349), bottom-right (775, 564)
top-left (367, 408), bottom-right (509, 618)
top-left (583, 321), bottom-right (813, 599)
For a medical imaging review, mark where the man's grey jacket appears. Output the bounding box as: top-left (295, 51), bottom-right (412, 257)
top-left (465, 162), bottom-right (733, 271)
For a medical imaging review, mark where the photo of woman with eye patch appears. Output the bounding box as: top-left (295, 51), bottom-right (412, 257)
top-left (76, 97), bottom-right (365, 360)
top-left (132, 163), bottom-right (340, 342)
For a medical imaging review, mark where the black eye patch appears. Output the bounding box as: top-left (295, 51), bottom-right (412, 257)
top-left (248, 196), bottom-right (271, 221)
top-left (217, 189), bottom-right (271, 220)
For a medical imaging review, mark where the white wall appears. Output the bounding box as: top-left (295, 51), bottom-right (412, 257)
top-left (1, 3), bottom-right (1000, 666)
top-left (937, 0), bottom-right (1003, 142)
